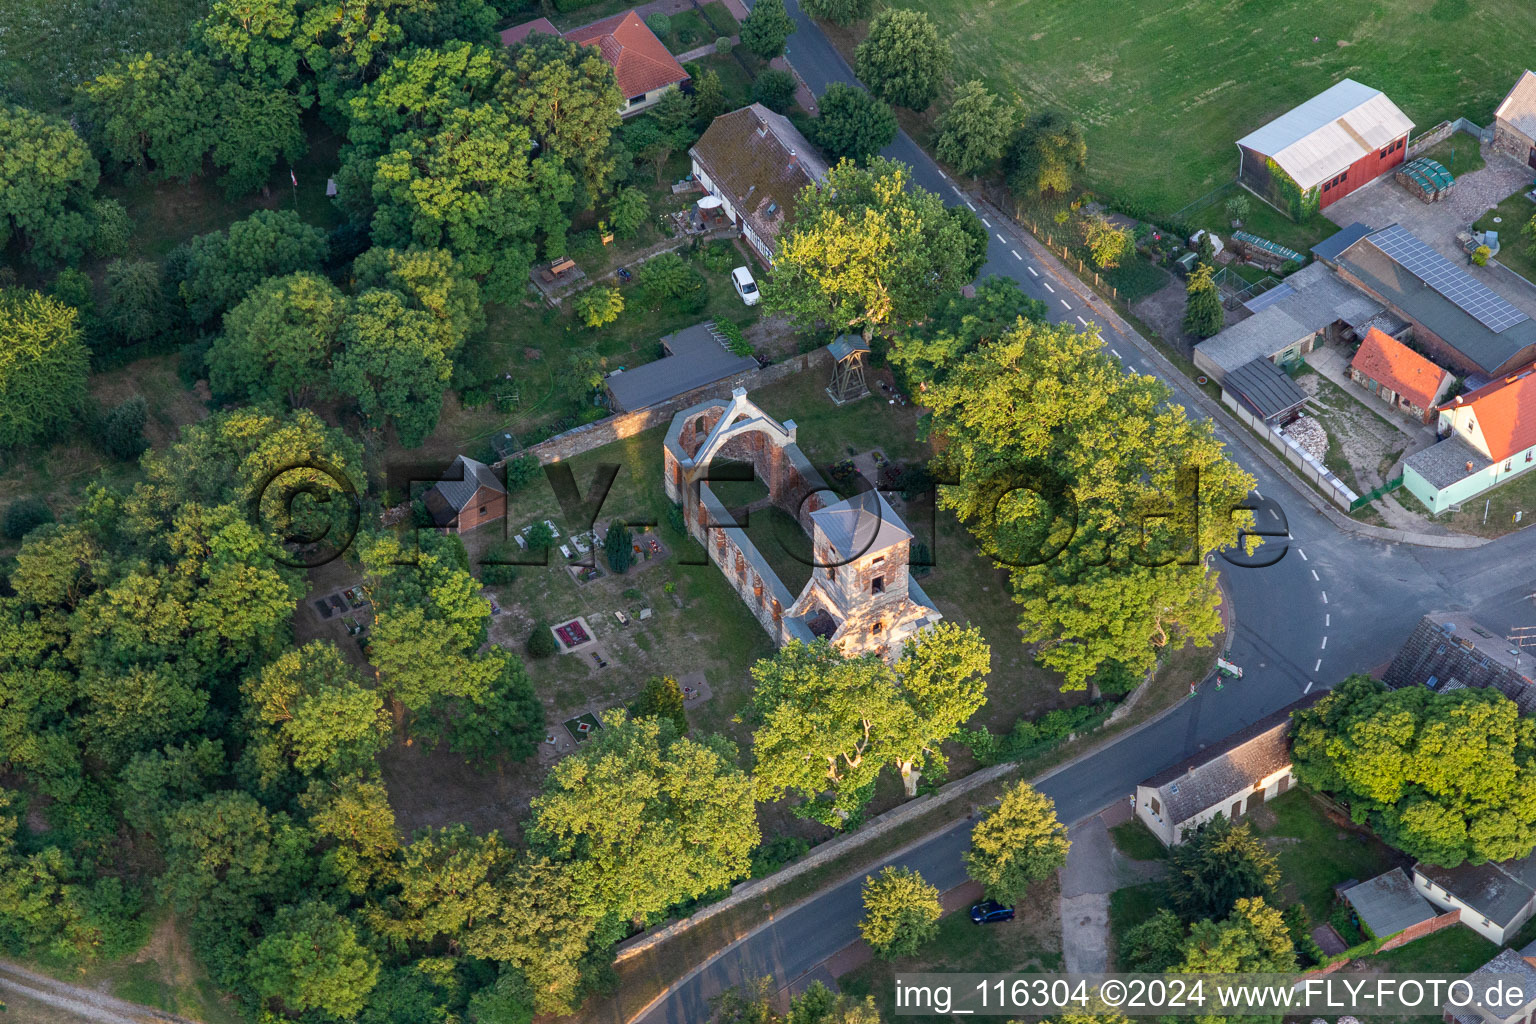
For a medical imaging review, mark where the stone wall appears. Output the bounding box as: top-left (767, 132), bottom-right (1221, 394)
top-left (510, 349), bottom-right (831, 466)
top-left (1377, 909), bottom-right (1461, 952)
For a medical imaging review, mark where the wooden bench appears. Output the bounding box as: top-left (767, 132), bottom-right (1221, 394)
top-left (550, 257), bottom-right (577, 276)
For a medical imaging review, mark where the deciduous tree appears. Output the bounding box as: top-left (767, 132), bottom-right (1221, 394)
top-left (741, 0), bottom-right (793, 60)
top-left (809, 83), bottom-right (896, 164)
top-left (965, 781), bottom-right (1070, 903)
top-left (528, 711), bottom-right (759, 921)
top-left (606, 186), bottom-right (649, 239)
top-left (1176, 896), bottom-right (1296, 974)
top-left (1004, 111), bottom-right (1086, 200)
top-left (248, 901), bottom-right (380, 1018)
top-left (332, 289), bottom-right (454, 446)
top-left (855, 10), bottom-right (951, 111)
top-left (0, 106), bottom-right (100, 267)
top-left (176, 210), bottom-right (329, 324)
top-left (935, 81), bottom-right (1012, 176)
top-left (751, 69), bottom-right (798, 114)
top-left (502, 33), bottom-right (625, 197)
top-left (859, 866), bottom-right (940, 959)
top-left (574, 286), bottom-right (624, 328)
top-left (0, 290), bottom-right (89, 448)
top-left (889, 276), bottom-right (1045, 388)
top-left (209, 273), bottom-right (346, 406)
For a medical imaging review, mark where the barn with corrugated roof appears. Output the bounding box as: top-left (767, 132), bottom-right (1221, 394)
top-left (1236, 79), bottom-right (1413, 218)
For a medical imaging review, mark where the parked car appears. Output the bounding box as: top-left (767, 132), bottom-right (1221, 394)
top-left (970, 900), bottom-right (1014, 924)
top-left (731, 266), bottom-right (760, 306)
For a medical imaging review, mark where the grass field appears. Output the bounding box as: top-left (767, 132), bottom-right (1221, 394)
top-left (1255, 789), bottom-right (1405, 921)
top-left (1476, 193), bottom-right (1536, 283)
top-left (899, 0), bottom-right (1536, 218)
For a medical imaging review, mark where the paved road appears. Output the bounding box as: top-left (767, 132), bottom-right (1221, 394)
top-left (633, 6), bottom-right (1536, 1022)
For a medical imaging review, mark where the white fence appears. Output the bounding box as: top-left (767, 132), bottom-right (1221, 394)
top-left (1223, 393), bottom-right (1359, 510)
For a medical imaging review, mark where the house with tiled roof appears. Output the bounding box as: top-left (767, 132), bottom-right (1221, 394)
top-left (1443, 947), bottom-right (1536, 1024)
top-left (1133, 693), bottom-right (1322, 846)
top-left (1494, 71), bottom-right (1536, 166)
top-left (1349, 327), bottom-right (1453, 422)
top-left (690, 104), bottom-right (829, 263)
top-left (1404, 362), bottom-right (1536, 514)
top-left (502, 10), bottom-right (687, 116)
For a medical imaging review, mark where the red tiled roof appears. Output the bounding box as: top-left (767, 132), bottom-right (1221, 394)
top-left (1350, 327), bottom-right (1449, 410)
top-left (1448, 361), bottom-right (1536, 462)
top-left (689, 104), bottom-right (828, 249)
top-left (564, 10), bottom-right (687, 99)
top-left (499, 17), bottom-right (559, 47)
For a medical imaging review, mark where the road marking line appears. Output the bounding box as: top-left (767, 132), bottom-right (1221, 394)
top-left (1321, 590), bottom-right (1328, 603)
top-left (1011, 249), bottom-right (1021, 260)
top-left (1028, 267), bottom-right (1039, 277)
top-left (1325, 613), bottom-right (1330, 627)
top-left (1254, 489), bottom-right (1262, 499)
top-left (1310, 569), bottom-right (1319, 581)
top-left (1268, 508), bottom-right (1279, 521)
top-left (1298, 548), bottom-right (1307, 560)
top-left (1043, 281), bottom-right (1055, 293)
top-left (966, 200), bottom-right (976, 211)
top-left (952, 185), bottom-right (963, 197)
top-left (996, 233), bottom-right (1008, 243)
top-left (982, 217), bottom-right (991, 227)
top-left (1077, 315), bottom-right (1088, 327)
top-left (1321, 636), bottom-right (1327, 649)
top-left (1060, 298), bottom-right (1071, 309)
top-left (1110, 348), bottom-right (1122, 358)
top-left (1305, 681), bottom-right (1314, 693)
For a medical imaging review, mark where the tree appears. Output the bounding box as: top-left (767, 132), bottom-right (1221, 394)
top-left (965, 781), bottom-right (1070, 903)
top-left (92, 199), bottom-right (132, 258)
top-left (693, 69), bottom-right (726, 126)
top-left (2, 498), bottom-right (54, 540)
top-left (751, 625), bottom-right (989, 820)
top-left (159, 791), bottom-right (308, 921)
top-left (752, 70), bottom-right (799, 115)
top-left (934, 81), bottom-right (1012, 176)
top-left (209, 273), bottom-right (346, 406)
top-left (528, 711), bottom-right (759, 921)
top-left (605, 520), bottom-right (633, 573)
top-left (653, 88), bottom-right (699, 148)
top-left (948, 207), bottom-right (990, 282)
top-left (444, 655), bottom-right (544, 766)
top-left (377, 824), bottom-right (508, 946)
top-left (1176, 896), bottom-right (1296, 974)
top-left (639, 252), bottom-right (706, 309)
top-left (241, 642), bottom-right (391, 791)
top-left (527, 624), bottom-right (558, 658)
top-left (801, 0), bottom-right (874, 26)
top-left (855, 10), bottom-right (952, 112)
top-left (1121, 909), bottom-right (1187, 972)
top-left (890, 275), bottom-right (1045, 388)
top-left (925, 317), bottom-right (1257, 687)
top-left (501, 33), bottom-right (625, 197)
top-left (104, 259), bottom-right (172, 344)
top-left (1085, 216), bottom-right (1133, 270)
top-left (1005, 111), bottom-right (1086, 200)
top-left (809, 83), bottom-right (896, 164)
top-left (0, 290), bottom-right (89, 448)
top-left (101, 397), bottom-right (149, 461)
top-left (645, 13), bottom-right (672, 37)
top-left (574, 286), bottom-right (624, 328)
top-left (1182, 264), bottom-right (1223, 339)
top-left (787, 982), bottom-right (882, 1024)
top-left (630, 675), bottom-right (688, 735)
top-left (333, 289), bottom-right (455, 446)
top-left (767, 158), bottom-right (976, 335)
top-left (200, 0), bottom-right (302, 88)
top-left (1291, 675), bottom-right (1536, 867)
top-left (353, 245), bottom-right (483, 358)
top-left (1225, 193), bottom-right (1251, 226)
top-left (300, 776), bottom-right (400, 896)
top-left (1166, 814), bottom-right (1279, 922)
top-left (176, 210), bottom-right (329, 324)
top-left (859, 866), bottom-right (940, 959)
top-left (526, 521), bottom-right (555, 553)
top-left (0, 105), bottom-right (99, 267)
top-left (209, 76), bottom-right (306, 197)
top-left (1194, 230), bottom-right (1217, 271)
top-left (248, 901), bottom-right (381, 1019)
top-left (607, 187), bottom-right (649, 239)
top-left (741, 0), bottom-right (793, 60)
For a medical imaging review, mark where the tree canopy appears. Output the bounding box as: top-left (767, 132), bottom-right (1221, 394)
top-left (926, 317), bottom-right (1256, 687)
top-left (1166, 814), bottom-right (1280, 921)
top-left (0, 289), bottom-right (90, 448)
top-left (965, 781), bottom-right (1070, 903)
top-left (209, 272), bottom-right (346, 406)
top-left (1292, 675), bottom-right (1536, 867)
top-left (1005, 111), bottom-right (1087, 199)
top-left (809, 83), bottom-right (897, 165)
top-left (741, 0), bottom-right (794, 59)
top-left (0, 105), bottom-right (101, 267)
top-left (175, 210), bottom-right (329, 324)
top-left (766, 158), bottom-right (981, 336)
top-left (889, 275), bottom-right (1045, 389)
top-left (859, 866), bottom-right (941, 959)
top-left (751, 625), bottom-right (989, 822)
top-left (935, 81), bottom-right (1013, 176)
top-left (855, 10), bottom-right (952, 111)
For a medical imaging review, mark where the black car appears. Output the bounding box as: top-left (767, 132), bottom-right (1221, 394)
top-left (970, 900), bottom-right (1015, 924)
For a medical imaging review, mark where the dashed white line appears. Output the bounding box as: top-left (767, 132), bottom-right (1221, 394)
top-left (982, 217), bottom-right (992, 227)
top-left (996, 233), bottom-right (1008, 244)
top-left (1011, 249), bottom-right (1021, 260)
top-left (1321, 636), bottom-right (1328, 650)
top-left (1254, 489), bottom-right (1263, 499)
top-left (1268, 508), bottom-right (1279, 521)
top-left (952, 185), bottom-right (963, 197)
top-left (1313, 659), bottom-right (1323, 673)
top-left (966, 200), bottom-right (976, 211)
top-left (1077, 315), bottom-right (1088, 327)
top-left (1027, 267), bottom-right (1039, 277)
top-left (1060, 298), bottom-right (1071, 309)
top-left (1310, 569), bottom-right (1320, 581)
top-left (1305, 681), bottom-right (1314, 694)
top-left (1110, 348), bottom-right (1122, 358)
top-left (1297, 548), bottom-right (1307, 560)
top-left (1321, 591), bottom-right (1329, 604)
top-left (1043, 281), bottom-right (1055, 293)
top-left (1325, 613), bottom-right (1331, 627)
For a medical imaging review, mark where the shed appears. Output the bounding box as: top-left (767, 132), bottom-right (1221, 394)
top-left (605, 321), bottom-right (759, 412)
top-left (1493, 70), bottom-right (1536, 165)
top-left (1348, 327), bottom-right (1452, 421)
top-left (1341, 868), bottom-right (1438, 939)
top-left (1415, 853), bottom-right (1536, 945)
top-left (424, 455), bottom-right (507, 533)
top-left (1222, 357), bottom-right (1309, 424)
top-left (1236, 79), bottom-right (1413, 216)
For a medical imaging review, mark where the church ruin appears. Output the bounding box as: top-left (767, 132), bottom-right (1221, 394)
top-left (663, 388), bottom-right (940, 661)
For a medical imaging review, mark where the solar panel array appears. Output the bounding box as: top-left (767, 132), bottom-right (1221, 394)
top-left (1370, 224), bottom-right (1530, 333)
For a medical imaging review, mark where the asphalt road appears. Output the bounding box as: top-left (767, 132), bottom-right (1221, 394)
top-left (634, 6), bottom-right (1536, 1021)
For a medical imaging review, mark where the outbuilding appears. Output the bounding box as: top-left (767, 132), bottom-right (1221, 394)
top-left (423, 455), bottom-right (507, 533)
top-left (1493, 70), bottom-right (1536, 168)
top-left (1348, 327), bottom-right (1453, 422)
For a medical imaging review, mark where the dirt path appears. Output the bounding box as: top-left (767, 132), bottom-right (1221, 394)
top-left (0, 961), bottom-right (203, 1024)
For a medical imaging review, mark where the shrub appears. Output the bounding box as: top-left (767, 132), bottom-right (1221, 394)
top-left (645, 13), bottom-right (671, 37)
top-left (526, 520), bottom-right (555, 552)
top-left (712, 317), bottom-right (752, 356)
top-left (574, 286), bottom-right (624, 328)
top-left (639, 252), bottom-right (706, 312)
top-left (607, 186), bottom-right (649, 239)
top-left (752, 69), bottom-right (797, 114)
top-left (1472, 245), bottom-right (1491, 267)
top-left (480, 540), bottom-right (521, 586)
top-left (666, 502), bottom-right (687, 537)
top-left (102, 395), bottom-right (149, 461)
top-left (750, 835), bottom-right (811, 878)
top-left (3, 496), bottom-right (53, 539)
top-left (714, 36), bottom-right (732, 55)
top-left (504, 453), bottom-right (541, 491)
top-left (92, 199), bottom-right (132, 258)
top-left (700, 240), bottom-right (738, 273)
top-left (605, 520), bottom-right (633, 573)
top-left (527, 624), bottom-right (558, 658)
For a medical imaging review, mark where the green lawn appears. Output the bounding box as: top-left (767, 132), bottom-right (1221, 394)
top-left (1108, 882), bottom-right (1167, 969)
top-left (1416, 133), bottom-right (1487, 178)
top-left (1110, 818), bottom-right (1168, 862)
top-left (1257, 789), bottom-right (1404, 922)
top-left (1358, 923), bottom-right (1496, 973)
top-left (1476, 193), bottom-right (1536, 284)
top-left (898, 0), bottom-right (1536, 220)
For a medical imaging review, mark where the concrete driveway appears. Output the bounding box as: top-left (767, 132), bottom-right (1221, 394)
top-left (1059, 805), bottom-right (1167, 973)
